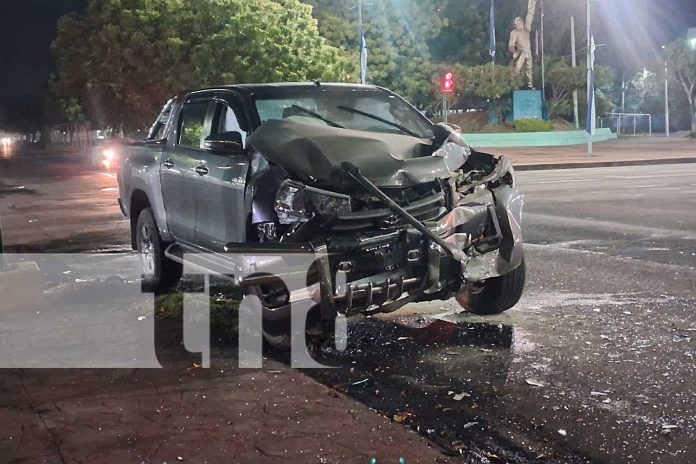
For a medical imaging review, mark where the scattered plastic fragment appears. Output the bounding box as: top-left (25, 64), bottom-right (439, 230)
top-left (525, 378), bottom-right (546, 387)
top-left (351, 379), bottom-right (369, 386)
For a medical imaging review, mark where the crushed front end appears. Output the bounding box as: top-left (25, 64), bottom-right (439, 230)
top-left (248, 154), bottom-right (522, 325)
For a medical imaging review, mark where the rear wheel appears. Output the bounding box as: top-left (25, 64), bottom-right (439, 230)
top-left (461, 258), bottom-right (526, 315)
top-left (136, 208), bottom-right (182, 293)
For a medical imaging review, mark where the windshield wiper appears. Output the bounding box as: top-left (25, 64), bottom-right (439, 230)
top-left (290, 105), bottom-right (344, 129)
top-left (336, 105), bottom-right (422, 138)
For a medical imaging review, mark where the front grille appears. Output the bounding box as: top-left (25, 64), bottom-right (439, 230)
top-left (330, 182), bottom-right (447, 232)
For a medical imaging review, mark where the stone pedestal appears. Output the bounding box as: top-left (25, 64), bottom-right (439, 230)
top-left (513, 90), bottom-right (543, 121)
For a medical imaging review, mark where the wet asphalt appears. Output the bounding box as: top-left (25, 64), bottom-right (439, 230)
top-left (1, 148), bottom-right (695, 463)
top-left (299, 165), bottom-right (696, 463)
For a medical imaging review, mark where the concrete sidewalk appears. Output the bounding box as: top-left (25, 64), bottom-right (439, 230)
top-left (480, 136), bottom-right (696, 170)
top-left (0, 321), bottom-right (452, 464)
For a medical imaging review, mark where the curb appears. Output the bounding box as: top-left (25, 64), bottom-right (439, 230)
top-left (514, 157), bottom-right (696, 171)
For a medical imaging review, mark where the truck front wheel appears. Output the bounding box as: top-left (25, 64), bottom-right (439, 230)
top-left (136, 208), bottom-right (182, 292)
top-left (459, 258), bottom-right (526, 315)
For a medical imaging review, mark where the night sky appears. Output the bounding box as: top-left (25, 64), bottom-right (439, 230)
top-left (0, 0), bottom-right (695, 131)
top-left (0, 0), bottom-right (88, 130)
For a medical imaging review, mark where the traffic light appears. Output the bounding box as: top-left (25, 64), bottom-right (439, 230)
top-left (442, 72), bottom-right (454, 93)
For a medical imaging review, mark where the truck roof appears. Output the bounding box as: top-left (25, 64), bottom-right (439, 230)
top-left (179, 82), bottom-right (385, 98)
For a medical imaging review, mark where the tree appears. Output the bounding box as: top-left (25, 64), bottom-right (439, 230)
top-left (452, 63), bottom-right (524, 121)
top-left (625, 69), bottom-right (662, 115)
top-left (51, 0), bottom-right (353, 129)
top-left (546, 60), bottom-right (584, 118)
top-left (307, 0), bottom-right (446, 107)
top-left (429, 0), bottom-right (488, 65)
top-left (666, 39), bottom-right (696, 132)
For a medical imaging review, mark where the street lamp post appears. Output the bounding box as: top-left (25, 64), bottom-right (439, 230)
top-left (662, 45), bottom-right (670, 138)
top-left (355, 0), bottom-right (372, 85)
top-left (0, 214), bottom-right (7, 271)
top-left (586, 0), bottom-right (593, 156)
top-left (571, 16), bottom-right (579, 129)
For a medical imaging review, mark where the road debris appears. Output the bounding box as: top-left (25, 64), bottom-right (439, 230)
top-left (525, 378), bottom-right (547, 387)
top-left (393, 412), bottom-right (414, 423)
top-left (451, 392), bottom-right (470, 401)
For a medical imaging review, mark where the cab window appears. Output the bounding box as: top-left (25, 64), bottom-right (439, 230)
top-left (178, 101), bottom-right (210, 149)
top-left (147, 97), bottom-right (176, 140)
top-left (211, 101), bottom-right (247, 147)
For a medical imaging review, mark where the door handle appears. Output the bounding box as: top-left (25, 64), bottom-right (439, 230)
top-left (195, 165), bottom-right (209, 176)
top-left (163, 159), bottom-right (174, 169)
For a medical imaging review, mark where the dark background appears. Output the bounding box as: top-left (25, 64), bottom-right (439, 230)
top-left (0, 0), bottom-right (694, 131)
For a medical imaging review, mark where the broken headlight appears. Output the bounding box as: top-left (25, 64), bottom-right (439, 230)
top-left (275, 180), bottom-right (351, 224)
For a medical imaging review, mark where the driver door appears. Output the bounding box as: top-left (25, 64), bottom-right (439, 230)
top-left (194, 96), bottom-right (251, 252)
top-left (160, 99), bottom-right (212, 244)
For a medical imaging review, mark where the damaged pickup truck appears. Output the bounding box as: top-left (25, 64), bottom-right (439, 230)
top-left (117, 83), bottom-right (525, 342)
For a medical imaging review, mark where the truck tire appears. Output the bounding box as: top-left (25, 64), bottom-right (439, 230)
top-left (246, 280), bottom-right (325, 351)
top-left (466, 258), bottom-right (526, 315)
top-left (136, 208), bottom-right (182, 293)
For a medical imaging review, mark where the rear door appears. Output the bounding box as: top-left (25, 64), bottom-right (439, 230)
top-left (194, 94), bottom-right (251, 252)
top-left (160, 98), bottom-right (213, 244)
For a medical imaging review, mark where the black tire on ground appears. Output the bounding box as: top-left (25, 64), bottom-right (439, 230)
top-left (136, 207), bottom-right (182, 293)
top-left (467, 258), bottom-right (526, 315)
top-left (246, 281), bottom-right (325, 351)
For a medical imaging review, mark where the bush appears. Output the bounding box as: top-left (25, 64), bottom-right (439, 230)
top-left (514, 118), bottom-right (554, 132)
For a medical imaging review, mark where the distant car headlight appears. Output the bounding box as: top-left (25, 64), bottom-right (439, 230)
top-left (275, 180), bottom-right (351, 224)
top-left (102, 148), bottom-right (116, 160)
top-left (102, 148), bottom-right (117, 168)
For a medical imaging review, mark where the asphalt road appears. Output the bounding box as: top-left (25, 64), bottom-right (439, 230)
top-left (0, 148), bottom-right (129, 252)
top-left (1, 148), bottom-right (694, 463)
top-left (309, 164), bottom-right (696, 463)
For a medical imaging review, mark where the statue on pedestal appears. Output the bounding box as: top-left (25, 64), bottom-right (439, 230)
top-left (509, 0), bottom-right (538, 88)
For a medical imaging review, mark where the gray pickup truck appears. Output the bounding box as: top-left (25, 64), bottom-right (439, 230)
top-left (117, 83), bottom-right (525, 342)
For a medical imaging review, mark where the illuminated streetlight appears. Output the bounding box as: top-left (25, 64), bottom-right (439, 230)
top-left (662, 44), bottom-right (670, 137)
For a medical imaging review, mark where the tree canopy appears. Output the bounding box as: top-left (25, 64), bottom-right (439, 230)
top-left (49, 0), bottom-right (688, 129)
top-left (307, 0), bottom-right (445, 108)
top-left (52, 0), bottom-right (353, 129)
top-left (666, 39), bottom-right (696, 131)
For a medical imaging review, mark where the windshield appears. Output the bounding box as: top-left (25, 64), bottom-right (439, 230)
top-left (254, 88), bottom-right (433, 139)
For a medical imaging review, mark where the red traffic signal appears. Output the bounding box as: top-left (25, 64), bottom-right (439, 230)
top-left (442, 72), bottom-right (454, 93)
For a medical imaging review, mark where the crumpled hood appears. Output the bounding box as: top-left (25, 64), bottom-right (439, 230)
top-left (247, 120), bottom-right (469, 188)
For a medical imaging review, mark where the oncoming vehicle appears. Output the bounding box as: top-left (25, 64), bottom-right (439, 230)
top-left (117, 83), bottom-right (526, 345)
top-left (90, 139), bottom-right (127, 171)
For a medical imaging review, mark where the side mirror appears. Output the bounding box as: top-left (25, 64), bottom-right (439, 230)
top-left (204, 131), bottom-right (245, 156)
